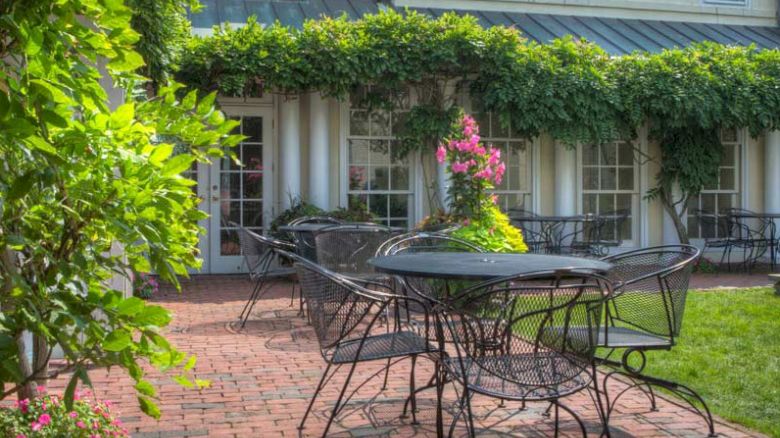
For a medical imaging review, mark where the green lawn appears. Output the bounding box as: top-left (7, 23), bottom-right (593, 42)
top-left (639, 287), bottom-right (780, 437)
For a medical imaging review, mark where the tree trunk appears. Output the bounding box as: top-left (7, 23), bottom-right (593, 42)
top-left (659, 188), bottom-right (691, 245)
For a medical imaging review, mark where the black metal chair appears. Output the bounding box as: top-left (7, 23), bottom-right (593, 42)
top-left (590, 209), bottom-right (630, 255)
top-left (235, 224), bottom-right (298, 328)
top-left (286, 216), bottom-right (343, 262)
top-left (724, 208), bottom-right (772, 272)
top-left (597, 245), bottom-right (715, 437)
top-left (289, 253), bottom-right (436, 437)
top-left (693, 208), bottom-right (739, 271)
top-left (439, 270), bottom-right (612, 438)
top-left (314, 224), bottom-right (399, 280)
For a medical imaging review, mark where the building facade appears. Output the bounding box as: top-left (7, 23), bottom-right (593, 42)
top-left (187, 0), bottom-right (780, 273)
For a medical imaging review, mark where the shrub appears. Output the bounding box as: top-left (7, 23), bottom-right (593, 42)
top-left (0, 388), bottom-right (128, 437)
top-left (132, 273), bottom-right (160, 299)
top-left (436, 114), bottom-right (527, 253)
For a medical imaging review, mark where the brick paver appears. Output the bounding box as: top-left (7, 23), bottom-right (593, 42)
top-left (44, 275), bottom-right (764, 437)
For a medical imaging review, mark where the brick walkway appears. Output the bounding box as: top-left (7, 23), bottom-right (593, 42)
top-left (45, 275), bottom-right (763, 437)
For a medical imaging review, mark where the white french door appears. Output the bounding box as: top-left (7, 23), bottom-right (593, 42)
top-left (206, 107), bottom-right (274, 273)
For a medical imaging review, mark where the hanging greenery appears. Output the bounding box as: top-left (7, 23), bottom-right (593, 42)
top-left (176, 9), bottom-right (780, 241)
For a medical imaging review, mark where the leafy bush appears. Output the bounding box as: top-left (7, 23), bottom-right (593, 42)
top-left (133, 273), bottom-right (160, 299)
top-left (269, 197), bottom-right (377, 240)
top-left (0, 387), bottom-right (128, 437)
top-left (435, 115), bottom-right (527, 253)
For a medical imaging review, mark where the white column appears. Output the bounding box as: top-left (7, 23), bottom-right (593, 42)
top-left (554, 143), bottom-right (577, 216)
top-left (662, 183), bottom-right (683, 244)
top-left (765, 130), bottom-right (780, 214)
top-left (279, 96), bottom-right (301, 210)
top-left (308, 93), bottom-right (330, 209)
top-left (437, 161), bottom-right (449, 211)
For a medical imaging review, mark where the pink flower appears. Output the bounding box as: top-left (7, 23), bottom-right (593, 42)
top-left (463, 218), bottom-right (470, 226)
top-left (36, 385), bottom-right (46, 394)
top-left (91, 435), bottom-right (101, 438)
top-left (488, 148), bottom-right (501, 165)
top-left (38, 414), bottom-right (51, 426)
top-left (491, 194), bottom-right (498, 204)
top-left (77, 421), bottom-right (87, 429)
top-left (475, 167), bottom-right (493, 180)
top-left (494, 162), bottom-right (506, 184)
top-left (451, 161), bottom-right (469, 174)
top-left (16, 434), bottom-right (26, 438)
top-left (17, 399), bottom-right (29, 413)
top-left (31, 422), bottom-right (41, 432)
top-left (474, 146), bottom-right (486, 155)
top-left (70, 411), bottom-right (78, 418)
top-left (435, 145), bottom-right (447, 164)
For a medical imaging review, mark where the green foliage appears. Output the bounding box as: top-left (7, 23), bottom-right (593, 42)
top-left (269, 198), bottom-right (376, 239)
top-left (129, 0), bottom-right (201, 86)
top-left (451, 206), bottom-right (528, 253)
top-left (0, 0), bottom-right (240, 416)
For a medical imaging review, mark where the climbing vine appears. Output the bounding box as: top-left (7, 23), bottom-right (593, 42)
top-left (177, 9), bottom-right (780, 241)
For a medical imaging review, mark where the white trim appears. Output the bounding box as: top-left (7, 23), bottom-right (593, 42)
top-left (532, 137), bottom-right (542, 214)
top-left (638, 125), bottom-right (650, 248)
top-left (339, 100), bottom-right (348, 208)
top-left (739, 128), bottom-right (749, 210)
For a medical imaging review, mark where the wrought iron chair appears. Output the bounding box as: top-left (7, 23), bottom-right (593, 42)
top-left (509, 211), bottom-right (552, 254)
top-left (314, 224), bottom-right (399, 281)
top-left (286, 216), bottom-right (343, 262)
top-left (693, 208), bottom-right (739, 270)
top-left (234, 224), bottom-right (298, 328)
top-left (724, 208), bottom-right (772, 272)
top-left (597, 245), bottom-right (715, 437)
top-left (558, 214), bottom-right (602, 257)
top-left (589, 209), bottom-right (630, 255)
top-left (289, 252), bottom-right (436, 437)
top-left (439, 270), bottom-right (612, 437)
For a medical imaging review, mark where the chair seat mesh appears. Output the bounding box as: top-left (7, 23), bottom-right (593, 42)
top-left (443, 352), bottom-right (592, 401)
top-left (329, 331), bottom-right (434, 363)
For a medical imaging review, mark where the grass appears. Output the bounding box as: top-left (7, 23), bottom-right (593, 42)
top-left (639, 287), bottom-right (780, 437)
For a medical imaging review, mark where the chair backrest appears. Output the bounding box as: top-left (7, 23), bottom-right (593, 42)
top-left (693, 208), bottom-right (733, 239)
top-left (293, 257), bottom-right (390, 354)
top-left (601, 244), bottom-right (700, 340)
top-left (442, 271), bottom-right (610, 394)
top-left (724, 208), bottom-right (771, 240)
top-left (315, 225), bottom-right (397, 276)
top-left (378, 232), bottom-right (486, 256)
top-left (596, 209), bottom-right (630, 243)
top-left (233, 224), bottom-right (270, 277)
top-left (287, 216), bottom-right (343, 226)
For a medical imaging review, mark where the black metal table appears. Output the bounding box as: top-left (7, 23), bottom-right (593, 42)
top-left (280, 223), bottom-right (405, 261)
top-left (729, 212), bottom-right (780, 270)
top-left (510, 215), bottom-right (602, 255)
top-left (369, 252), bottom-right (612, 280)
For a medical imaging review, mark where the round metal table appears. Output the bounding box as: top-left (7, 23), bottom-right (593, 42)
top-left (368, 252), bottom-right (612, 280)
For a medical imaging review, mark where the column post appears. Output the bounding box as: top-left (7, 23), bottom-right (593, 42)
top-left (308, 93), bottom-right (330, 209)
top-left (279, 96), bottom-right (301, 210)
top-left (766, 130), bottom-right (780, 214)
top-left (554, 143), bottom-right (577, 216)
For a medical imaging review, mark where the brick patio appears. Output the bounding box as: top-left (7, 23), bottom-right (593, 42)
top-left (45, 274), bottom-right (765, 437)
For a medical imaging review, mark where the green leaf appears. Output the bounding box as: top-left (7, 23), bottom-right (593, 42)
top-left (183, 355), bottom-right (197, 371)
top-left (172, 374), bottom-right (194, 388)
top-left (135, 379), bottom-right (157, 397)
top-left (107, 50), bottom-right (145, 72)
top-left (111, 103), bottom-right (135, 127)
top-left (162, 154), bottom-right (195, 177)
top-left (116, 297), bottom-right (145, 317)
top-left (135, 305), bottom-right (171, 327)
top-left (24, 135), bottom-right (57, 155)
top-left (149, 143), bottom-right (174, 165)
top-left (63, 371), bottom-right (80, 411)
top-left (138, 396), bottom-right (161, 419)
top-left (25, 27), bottom-right (43, 55)
top-left (103, 329), bottom-right (133, 352)
top-left (196, 92), bottom-right (216, 116)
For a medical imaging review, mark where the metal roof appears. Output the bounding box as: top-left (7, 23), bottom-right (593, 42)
top-left (189, 1), bottom-right (780, 53)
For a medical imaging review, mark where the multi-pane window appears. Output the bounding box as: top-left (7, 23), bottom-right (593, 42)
top-left (220, 116), bottom-right (265, 255)
top-left (347, 87), bottom-right (413, 228)
top-left (473, 112), bottom-right (533, 212)
top-left (687, 128), bottom-right (741, 239)
top-left (581, 141), bottom-right (638, 243)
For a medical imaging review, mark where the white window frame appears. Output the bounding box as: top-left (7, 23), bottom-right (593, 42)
top-left (577, 139), bottom-right (642, 248)
top-left (701, 0), bottom-right (748, 7)
top-left (339, 88), bottom-right (418, 227)
top-left (686, 128), bottom-right (744, 240)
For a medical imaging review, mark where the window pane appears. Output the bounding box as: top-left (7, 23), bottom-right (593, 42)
top-left (583, 194), bottom-right (597, 214)
top-left (371, 111), bottom-right (390, 136)
top-left (391, 111), bottom-right (408, 136)
top-left (618, 168), bottom-right (634, 191)
top-left (391, 166), bottom-right (409, 190)
top-left (474, 113), bottom-right (490, 136)
top-left (583, 168), bottom-right (599, 190)
top-left (348, 194), bottom-right (367, 210)
top-left (599, 194), bottom-right (616, 213)
top-left (600, 167), bottom-right (617, 190)
top-left (616, 194), bottom-right (632, 212)
top-left (369, 194), bottom-right (388, 217)
top-left (350, 111), bottom-right (369, 136)
top-left (349, 166), bottom-right (368, 190)
top-left (618, 142), bottom-right (634, 166)
top-left (349, 140), bottom-right (369, 165)
top-left (243, 173), bottom-right (263, 199)
top-left (621, 218), bottom-right (632, 240)
top-left (719, 168), bottom-right (735, 190)
top-left (721, 128), bottom-right (737, 142)
top-left (243, 202), bottom-right (263, 227)
top-left (718, 193), bottom-right (734, 211)
top-left (701, 193), bottom-right (716, 213)
top-left (221, 173), bottom-right (240, 199)
top-left (601, 143), bottom-right (617, 165)
top-left (389, 194), bottom-right (409, 217)
top-left (687, 215), bottom-right (700, 239)
top-left (370, 140), bottom-right (390, 165)
top-left (220, 229), bottom-right (240, 255)
top-left (242, 117), bottom-right (263, 143)
top-left (243, 145), bottom-right (263, 171)
top-left (582, 145), bottom-right (598, 166)
top-left (370, 166), bottom-right (389, 190)
top-left (491, 113), bottom-right (508, 138)
top-left (721, 144), bottom-right (735, 166)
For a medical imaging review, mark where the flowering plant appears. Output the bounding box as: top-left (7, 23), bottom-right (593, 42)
top-left (132, 273), bottom-right (159, 299)
top-left (436, 114), bottom-right (527, 253)
top-left (0, 387), bottom-right (128, 437)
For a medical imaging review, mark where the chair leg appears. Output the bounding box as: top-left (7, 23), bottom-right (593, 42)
top-left (322, 359), bottom-right (361, 438)
top-left (238, 277), bottom-right (262, 321)
top-left (553, 400), bottom-right (588, 438)
top-left (299, 362), bottom-right (333, 431)
top-left (590, 363), bottom-right (612, 438)
top-left (381, 358), bottom-right (391, 390)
